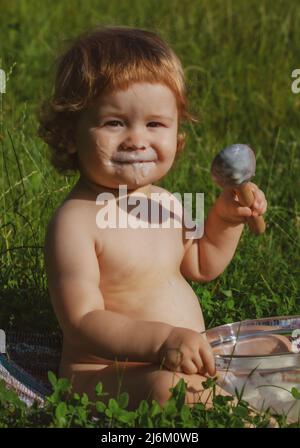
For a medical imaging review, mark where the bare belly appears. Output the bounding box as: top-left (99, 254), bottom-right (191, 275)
top-left (59, 274), bottom-right (205, 377)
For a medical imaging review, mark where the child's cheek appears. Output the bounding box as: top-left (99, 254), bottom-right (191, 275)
top-left (157, 133), bottom-right (177, 154)
top-left (92, 132), bottom-right (119, 156)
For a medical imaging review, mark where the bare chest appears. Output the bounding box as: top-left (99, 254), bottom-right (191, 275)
top-left (96, 225), bottom-right (185, 289)
top-left (65, 184), bottom-right (188, 291)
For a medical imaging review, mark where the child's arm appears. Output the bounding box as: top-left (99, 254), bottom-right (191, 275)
top-left (180, 183), bottom-right (267, 282)
top-left (44, 207), bottom-right (173, 363)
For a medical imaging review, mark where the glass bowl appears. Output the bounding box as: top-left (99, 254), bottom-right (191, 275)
top-left (205, 315), bottom-right (300, 421)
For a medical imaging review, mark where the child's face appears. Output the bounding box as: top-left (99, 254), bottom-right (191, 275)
top-left (74, 82), bottom-right (178, 190)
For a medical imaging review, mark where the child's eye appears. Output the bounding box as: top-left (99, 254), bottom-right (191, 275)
top-left (147, 122), bottom-right (163, 127)
top-left (105, 120), bottom-right (123, 127)
top-left (103, 120), bottom-right (164, 128)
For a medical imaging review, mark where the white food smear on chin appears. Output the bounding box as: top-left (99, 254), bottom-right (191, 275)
top-left (141, 162), bottom-right (155, 177)
top-left (108, 161), bottom-right (156, 185)
top-left (106, 160), bottom-right (123, 176)
top-left (132, 162), bottom-right (156, 184)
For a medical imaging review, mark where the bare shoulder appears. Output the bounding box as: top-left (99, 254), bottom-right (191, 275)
top-left (46, 192), bottom-right (103, 254)
top-left (46, 200), bottom-right (86, 246)
top-left (48, 196), bottom-right (89, 224)
top-left (45, 197), bottom-right (102, 275)
top-left (44, 198), bottom-right (102, 288)
top-left (45, 200), bottom-right (93, 263)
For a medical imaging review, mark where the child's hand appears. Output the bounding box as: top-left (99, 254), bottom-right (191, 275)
top-left (157, 327), bottom-right (216, 377)
top-left (214, 182), bottom-right (267, 225)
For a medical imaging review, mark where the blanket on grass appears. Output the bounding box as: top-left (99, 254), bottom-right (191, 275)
top-left (0, 330), bottom-right (61, 406)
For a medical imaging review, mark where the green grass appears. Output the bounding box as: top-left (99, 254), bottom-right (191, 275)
top-left (1, 374), bottom-right (292, 428)
top-left (0, 0), bottom-right (300, 427)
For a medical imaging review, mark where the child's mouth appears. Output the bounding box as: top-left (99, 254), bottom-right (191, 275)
top-left (110, 160), bottom-right (157, 178)
top-left (113, 160), bottom-right (156, 164)
top-left (112, 149), bottom-right (158, 164)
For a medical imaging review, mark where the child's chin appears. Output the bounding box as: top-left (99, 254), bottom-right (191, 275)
top-left (117, 175), bottom-right (156, 189)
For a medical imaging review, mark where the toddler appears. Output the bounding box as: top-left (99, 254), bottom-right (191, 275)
top-left (39, 26), bottom-right (267, 410)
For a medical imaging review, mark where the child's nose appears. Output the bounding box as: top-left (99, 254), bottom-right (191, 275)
top-left (121, 128), bottom-right (148, 150)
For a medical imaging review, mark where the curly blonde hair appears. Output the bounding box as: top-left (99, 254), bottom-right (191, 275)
top-left (38, 25), bottom-right (197, 173)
